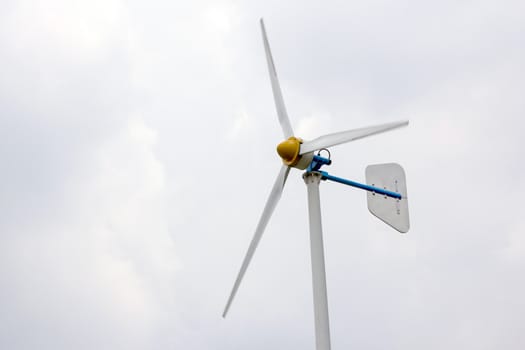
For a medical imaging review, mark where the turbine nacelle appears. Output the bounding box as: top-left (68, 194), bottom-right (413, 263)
top-left (276, 137), bottom-right (314, 170)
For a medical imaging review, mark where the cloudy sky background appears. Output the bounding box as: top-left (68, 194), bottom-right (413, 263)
top-left (1, 0), bottom-right (524, 349)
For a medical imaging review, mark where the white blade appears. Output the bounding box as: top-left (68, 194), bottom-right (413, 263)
top-left (223, 164), bottom-right (291, 318)
top-left (260, 18), bottom-right (294, 138)
top-left (300, 120), bottom-right (409, 155)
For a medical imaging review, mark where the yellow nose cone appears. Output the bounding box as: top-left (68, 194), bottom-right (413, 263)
top-left (276, 137), bottom-right (301, 165)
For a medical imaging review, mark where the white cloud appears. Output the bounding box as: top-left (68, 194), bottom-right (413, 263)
top-left (0, 117), bottom-right (178, 348)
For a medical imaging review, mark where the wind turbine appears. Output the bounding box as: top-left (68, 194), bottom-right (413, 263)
top-left (223, 19), bottom-right (410, 350)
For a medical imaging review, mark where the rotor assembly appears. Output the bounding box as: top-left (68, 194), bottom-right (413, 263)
top-left (223, 18), bottom-right (410, 350)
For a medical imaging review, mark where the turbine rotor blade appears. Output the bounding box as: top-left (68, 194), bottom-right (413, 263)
top-left (260, 18), bottom-right (294, 138)
top-left (223, 164), bottom-right (291, 318)
top-left (300, 120), bottom-right (409, 155)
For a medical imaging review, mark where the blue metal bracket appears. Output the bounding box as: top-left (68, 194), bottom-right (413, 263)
top-left (305, 155), bottom-right (402, 199)
top-left (307, 155), bottom-right (332, 172)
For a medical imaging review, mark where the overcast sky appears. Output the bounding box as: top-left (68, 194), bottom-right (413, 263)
top-left (1, 0), bottom-right (524, 349)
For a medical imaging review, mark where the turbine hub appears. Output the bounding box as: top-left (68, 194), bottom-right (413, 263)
top-left (276, 137), bottom-right (302, 165)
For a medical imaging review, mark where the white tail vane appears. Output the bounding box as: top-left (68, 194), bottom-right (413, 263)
top-left (224, 19), bottom-right (410, 350)
top-left (366, 163), bottom-right (410, 233)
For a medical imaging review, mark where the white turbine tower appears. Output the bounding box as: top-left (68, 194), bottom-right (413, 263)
top-left (223, 19), bottom-right (410, 350)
